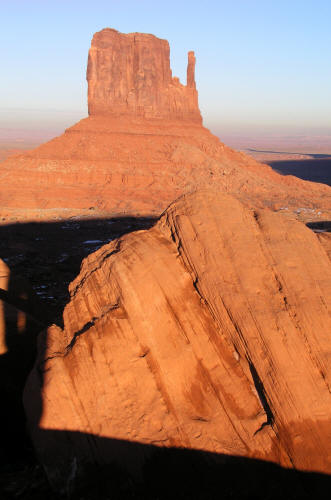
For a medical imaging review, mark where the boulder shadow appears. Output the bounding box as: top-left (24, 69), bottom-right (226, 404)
top-left (306, 220), bottom-right (331, 233)
top-left (1, 215), bottom-right (331, 499)
top-left (16, 428), bottom-right (331, 499)
top-left (0, 216), bottom-right (156, 478)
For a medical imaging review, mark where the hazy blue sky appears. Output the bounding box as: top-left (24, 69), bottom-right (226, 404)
top-left (1, 0), bottom-right (330, 138)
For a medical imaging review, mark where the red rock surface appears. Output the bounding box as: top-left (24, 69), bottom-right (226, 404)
top-left (317, 232), bottom-right (331, 261)
top-left (24, 190), bottom-right (331, 490)
top-left (0, 28), bottom-right (330, 221)
top-left (87, 28), bottom-right (201, 123)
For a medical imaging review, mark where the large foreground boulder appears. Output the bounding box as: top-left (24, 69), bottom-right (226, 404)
top-left (23, 190), bottom-right (331, 493)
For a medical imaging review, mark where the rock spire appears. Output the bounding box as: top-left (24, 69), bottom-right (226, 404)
top-left (0, 27), bottom-right (329, 220)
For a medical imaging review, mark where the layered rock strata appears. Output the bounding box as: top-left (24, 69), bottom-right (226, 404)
top-left (0, 28), bottom-right (330, 220)
top-left (87, 28), bottom-right (201, 122)
top-left (24, 190), bottom-right (331, 491)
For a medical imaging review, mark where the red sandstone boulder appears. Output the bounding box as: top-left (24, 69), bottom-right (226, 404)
top-left (24, 190), bottom-right (331, 492)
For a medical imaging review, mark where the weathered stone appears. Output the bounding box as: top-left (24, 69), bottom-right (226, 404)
top-left (24, 190), bottom-right (331, 491)
top-left (87, 28), bottom-right (201, 123)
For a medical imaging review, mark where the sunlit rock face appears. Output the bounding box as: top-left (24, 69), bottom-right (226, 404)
top-left (24, 190), bottom-right (331, 492)
top-left (0, 28), bottom-right (330, 220)
top-left (87, 28), bottom-right (202, 123)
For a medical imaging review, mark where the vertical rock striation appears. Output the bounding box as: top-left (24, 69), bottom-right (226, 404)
top-left (187, 51), bottom-right (197, 89)
top-left (87, 28), bottom-right (202, 122)
top-left (24, 190), bottom-right (331, 492)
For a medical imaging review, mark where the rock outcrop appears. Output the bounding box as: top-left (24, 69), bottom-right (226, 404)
top-left (87, 28), bottom-right (201, 123)
top-left (0, 28), bottom-right (330, 221)
top-left (24, 190), bottom-right (331, 491)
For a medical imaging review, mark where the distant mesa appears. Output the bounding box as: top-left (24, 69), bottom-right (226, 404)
top-left (87, 28), bottom-right (202, 123)
top-left (0, 27), bottom-right (330, 221)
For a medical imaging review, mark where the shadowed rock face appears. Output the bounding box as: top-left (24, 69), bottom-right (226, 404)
top-left (0, 259), bottom-right (44, 359)
top-left (24, 190), bottom-right (331, 491)
top-left (0, 259), bottom-right (45, 462)
top-left (87, 28), bottom-right (201, 123)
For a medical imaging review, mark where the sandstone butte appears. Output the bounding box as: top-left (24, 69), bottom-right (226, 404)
top-left (24, 190), bottom-right (331, 492)
top-left (0, 27), bottom-right (330, 222)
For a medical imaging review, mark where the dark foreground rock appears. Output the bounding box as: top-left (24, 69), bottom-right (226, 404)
top-left (0, 259), bottom-right (45, 465)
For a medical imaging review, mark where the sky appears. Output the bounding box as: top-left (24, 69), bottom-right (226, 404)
top-left (1, 0), bottom-right (331, 140)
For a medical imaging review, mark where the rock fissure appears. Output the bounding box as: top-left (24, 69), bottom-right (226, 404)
top-left (65, 302), bottom-right (121, 354)
top-left (247, 358), bottom-right (275, 434)
top-left (195, 358), bottom-right (251, 453)
top-left (70, 241), bottom-right (121, 298)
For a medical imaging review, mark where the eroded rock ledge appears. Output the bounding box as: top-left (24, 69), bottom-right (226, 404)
top-left (24, 190), bottom-right (331, 492)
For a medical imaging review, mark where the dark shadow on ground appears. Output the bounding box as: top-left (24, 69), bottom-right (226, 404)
top-left (0, 216), bottom-right (156, 497)
top-left (1, 429), bottom-right (331, 499)
top-left (245, 149), bottom-right (331, 185)
top-left (268, 159), bottom-right (331, 186)
top-left (306, 220), bottom-right (331, 233)
top-left (1, 216), bottom-right (331, 499)
top-left (0, 216), bottom-right (156, 323)
top-left (0, 430), bottom-right (331, 500)
top-left (0, 278), bottom-right (43, 465)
